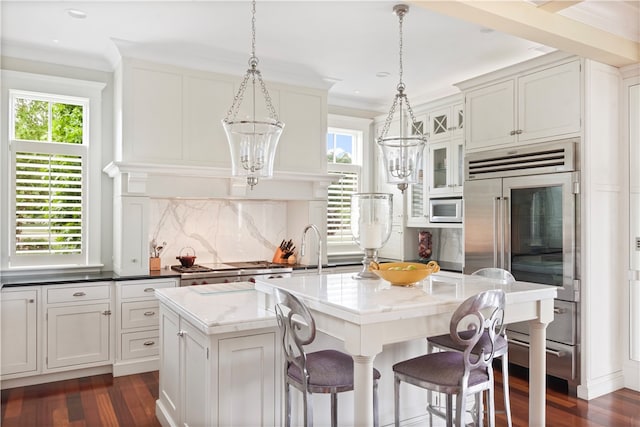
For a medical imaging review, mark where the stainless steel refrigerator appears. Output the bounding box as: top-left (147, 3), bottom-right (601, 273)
top-left (463, 139), bottom-right (581, 393)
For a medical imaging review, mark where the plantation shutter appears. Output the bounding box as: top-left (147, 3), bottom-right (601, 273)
top-left (15, 151), bottom-right (83, 255)
top-left (327, 170), bottom-right (358, 244)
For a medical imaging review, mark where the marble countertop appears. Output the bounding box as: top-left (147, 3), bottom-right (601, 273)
top-left (254, 271), bottom-right (558, 325)
top-left (0, 268), bottom-right (181, 288)
top-left (155, 282), bottom-right (276, 335)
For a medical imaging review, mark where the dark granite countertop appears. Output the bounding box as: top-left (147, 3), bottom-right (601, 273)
top-left (0, 268), bottom-right (180, 288)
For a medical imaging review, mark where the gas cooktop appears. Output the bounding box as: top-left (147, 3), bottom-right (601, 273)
top-left (171, 261), bottom-right (291, 275)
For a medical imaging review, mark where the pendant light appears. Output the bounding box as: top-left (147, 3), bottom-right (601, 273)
top-left (222, 0), bottom-right (284, 189)
top-left (377, 4), bottom-right (426, 193)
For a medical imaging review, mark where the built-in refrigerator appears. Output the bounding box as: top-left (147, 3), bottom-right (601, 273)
top-left (463, 139), bottom-right (581, 393)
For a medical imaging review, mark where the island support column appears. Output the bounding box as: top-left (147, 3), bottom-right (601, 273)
top-left (352, 355), bottom-right (375, 426)
top-left (529, 298), bottom-right (554, 426)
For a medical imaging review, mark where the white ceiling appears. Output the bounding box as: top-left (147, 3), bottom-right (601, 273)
top-left (1, 1), bottom-right (638, 113)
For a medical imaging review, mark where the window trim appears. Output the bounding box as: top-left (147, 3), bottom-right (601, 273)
top-left (1, 70), bottom-right (105, 271)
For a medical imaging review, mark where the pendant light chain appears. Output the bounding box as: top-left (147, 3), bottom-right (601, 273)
top-left (378, 4), bottom-right (420, 141)
top-left (223, 0), bottom-right (280, 124)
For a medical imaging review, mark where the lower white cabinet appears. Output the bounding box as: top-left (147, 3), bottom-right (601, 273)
top-left (114, 278), bottom-right (178, 376)
top-left (44, 282), bottom-right (113, 371)
top-left (157, 305), bottom-right (278, 427)
top-left (1, 288), bottom-right (39, 377)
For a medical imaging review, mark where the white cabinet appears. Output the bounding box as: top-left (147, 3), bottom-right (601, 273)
top-left (1, 288), bottom-right (39, 377)
top-left (45, 283), bottom-right (112, 370)
top-left (113, 196), bottom-right (149, 276)
top-left (114, 278), bottom-right (178, 376)
top-left (157, 305), bottom-right (278, 427)
top-left (465, 60), bottom-right (581, 151)
top-left (428, 139), bottom-right (464, 197)
top-left (428, 102), bottom-right (464, 141)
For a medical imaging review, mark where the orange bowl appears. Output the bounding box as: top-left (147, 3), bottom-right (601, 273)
top-left (369, 261), bottom-right (440, 286)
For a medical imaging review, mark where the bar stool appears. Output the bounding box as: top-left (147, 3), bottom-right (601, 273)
top-left (425, 268), bottom-right (514, 426)
top-left (393, 289), bottom-right (506, 427)
top-left (273, 287), bottom-right (380, 427)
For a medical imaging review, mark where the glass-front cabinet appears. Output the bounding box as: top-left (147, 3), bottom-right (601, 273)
top-left (428, 139), bottom-right (464, 196)
top-left (429, 103), bottom-right (464, 141)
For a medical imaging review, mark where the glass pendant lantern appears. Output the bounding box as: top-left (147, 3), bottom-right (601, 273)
top-left (222, 0), bottom-right (284, 189)
top-left (377, 4), bottom-right (427, 193)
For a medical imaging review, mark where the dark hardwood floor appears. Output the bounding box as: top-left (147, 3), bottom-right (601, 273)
top-left (1, 367), bottom-right (639, 426)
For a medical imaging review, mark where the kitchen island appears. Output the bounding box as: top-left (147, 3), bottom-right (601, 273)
top-left (155, 272), bottom-right (557, 426)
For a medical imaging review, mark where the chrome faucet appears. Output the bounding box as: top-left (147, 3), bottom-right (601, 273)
top-left (301, 224), bottom-right (322, 274)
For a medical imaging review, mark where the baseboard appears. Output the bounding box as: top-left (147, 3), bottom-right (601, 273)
top-left (577, 371), bottom-right (626, 400)
top-left (156, 400), bottom-right (178, 427)
top-left (0, 365), bottom-right (112, 390)
top-left (113, 358), bottom-right (159, 377)
top-left (623, 360), bottom-right (640, 391)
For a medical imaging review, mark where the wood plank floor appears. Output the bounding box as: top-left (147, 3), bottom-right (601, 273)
top-left (1, 367), bottom-right (639, 426)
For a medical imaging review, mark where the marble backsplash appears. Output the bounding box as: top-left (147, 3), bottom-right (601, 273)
top-left (149, 198), bottom-right (288, 267)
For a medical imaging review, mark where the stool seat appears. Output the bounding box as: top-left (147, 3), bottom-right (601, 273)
top-left (394, 352), bottom-right (490, 390)
top-left (428, 329), bottom-right (508, 357)
top-left (287, 349), bottom-right (381, 391)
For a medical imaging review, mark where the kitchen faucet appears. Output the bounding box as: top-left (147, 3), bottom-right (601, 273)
top-left (301, 224), bottom-right (322, 274)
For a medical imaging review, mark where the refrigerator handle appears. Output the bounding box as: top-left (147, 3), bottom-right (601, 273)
top-left (503, 196), bottom-right (511, 271)
top-left (493, 197), bottom-right (500, 268)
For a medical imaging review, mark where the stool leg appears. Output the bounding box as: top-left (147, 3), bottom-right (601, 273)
top-left (284, 381), bottom-right (291, 427)
top-left (501, 353), bottom-right (513, 427)
top-left (303, 390), bottom-right (313, 427)
top-left (394, 375), bottom-right (401, 427)
top-left (373, 380), bottom-right (380, 427)
top-left (446, 394), bottom-right (453, 427)
top-left (330, 393), bottom-right (338, 427)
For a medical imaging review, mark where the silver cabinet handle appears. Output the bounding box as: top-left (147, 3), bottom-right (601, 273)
top-left (102, 310), bottom-right (112, 316)
top-left (144, 288), bottom-right (155, 293)
top-left (507, 338), bottom-right (567, 357)
top-left (143, 341), bottom-right (155, 346)
top-left (131, 258), bottom-right (138, 263)
top-left (510, 130), bottom-right (516, 136)
top-left (73, 292), bottom-right (86, 297)
top-left (143, 311), bottom-right (155, 316)
top-left (177, 330), bottom-right (185, 337)
top-left (516, 129), bottom-right (523, 134)
top-left (28, 299), bottom-right (35, 303)
top-left (553, 307), bottom-right (568, 314)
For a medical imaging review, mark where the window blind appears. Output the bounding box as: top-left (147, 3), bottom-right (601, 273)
top-left (15, 151), bottom-right (83, 255)
top-left (327, 170), bottom-right (358, 244)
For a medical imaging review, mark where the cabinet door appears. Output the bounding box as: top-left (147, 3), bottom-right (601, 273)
top-left (407, 155), bottom-right (428, 227)
top-left (218, 333), bottom-right (277, 427)
top-left (452, 103), bottom-right (464, 138)
top-left (429, 142), bottom-right (450, 195)
top-left (451, 139), bottom-right (464, 194)
top-left (159, 307), bottom-right (181, 422)
top-left (518, 60), bottom-right (581, 141)
top-left (182, 320), bottom-right (209, 427)
top-left (1, 289), bottom-right (38, 376)
top-left (114, 196), bottom-right (149, 276)
top-left (46, 303), bottom-right (110, 369)
top-left (429, 106), bottom-right (452, 141)
top-left (465, 80), bottom-right (515, 151)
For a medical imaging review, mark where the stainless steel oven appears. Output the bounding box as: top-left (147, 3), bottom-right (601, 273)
top-left (464, 138), bottom-right (581, 394)
top-left (172, 261), bottom-right (292, 287)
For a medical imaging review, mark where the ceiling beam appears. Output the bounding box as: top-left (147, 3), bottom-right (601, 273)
top-left (413, 1), bottom-right (639, 68)
top-left (537, 1), bottom-right (584, 14)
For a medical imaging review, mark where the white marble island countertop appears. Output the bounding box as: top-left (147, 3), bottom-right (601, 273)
top-left (155, 282), bottom-right (276, 335)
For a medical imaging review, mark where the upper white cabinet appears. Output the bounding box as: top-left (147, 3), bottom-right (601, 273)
top-left (116, 58), bottom-right (327, 175)
top-left (464, 59), bottom-right (581, 152)
top-left (1, 288), bottom-right (39, 378)
top-left (428, 102), bottom-right (464, 141)
top-left (428, 139), bottom-right (464, 197)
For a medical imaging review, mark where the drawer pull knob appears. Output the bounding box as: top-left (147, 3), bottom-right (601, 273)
top-left (143, 311), bottom-right (156, 316)
top-left (143, 341), bottom-right (155, 346)
top-left (73, 292), bottom-right (86, 297)
top-left (144, 288), bottom-right (155, 293)
top-left (177, 331), bottom-right (186, 337)
top-left (102, 310), bottom-right (112, 316)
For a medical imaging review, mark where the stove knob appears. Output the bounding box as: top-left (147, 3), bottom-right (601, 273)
top-left (201, 281), bottom-right (207, 285)
top-left (224, 279), bottom-right (230, 283)
top-left (191, 281), bottom-right (198, 286)
top-left (248, 278), bottom-right (256, 283)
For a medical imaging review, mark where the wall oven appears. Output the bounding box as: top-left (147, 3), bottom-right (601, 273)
top-left (463, 138), bottom-right (581, 394)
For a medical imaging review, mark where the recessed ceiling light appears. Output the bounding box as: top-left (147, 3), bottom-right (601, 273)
top-left (66, 8), bottom-right (87, 19)
top-left (376, 71), bottom-right (391, 78)
top-left (52, 39), bottom-right (60, 44)
top-left (353, 90), bottom-right (361, 95)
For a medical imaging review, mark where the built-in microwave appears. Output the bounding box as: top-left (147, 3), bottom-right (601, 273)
top-left (429, 198), bottom-right (463, 223)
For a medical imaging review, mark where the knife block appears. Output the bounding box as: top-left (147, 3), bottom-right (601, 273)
top-left (272, 248), bottom-right (286, 264)
top-left (149, 257), bottom-right (161, 271)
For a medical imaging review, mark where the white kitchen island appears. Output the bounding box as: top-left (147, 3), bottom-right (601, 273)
top-left (255, 271), bottom-right (557, 427)
top-left (155, 272), bottom-right (557, 427)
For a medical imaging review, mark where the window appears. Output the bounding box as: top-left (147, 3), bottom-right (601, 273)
top-left (2, 71), bottom-right (104, 270)
top-left (9, 92), bottom-right (87, 265)
top-left (326, 127), bottom-right (362, 253)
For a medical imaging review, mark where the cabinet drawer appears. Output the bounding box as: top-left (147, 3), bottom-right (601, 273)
top-left (121, 331), bottom-right (159, 360)
top-left (120, 280), bottom-right (176, 299)
top-left (47, 285), bottom-right (110, 304)
top-left (121, 301), bottom-right (160, 329)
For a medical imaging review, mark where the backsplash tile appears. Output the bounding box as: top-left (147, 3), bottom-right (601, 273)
top-left (149, 198), bottom-right (287, 266)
